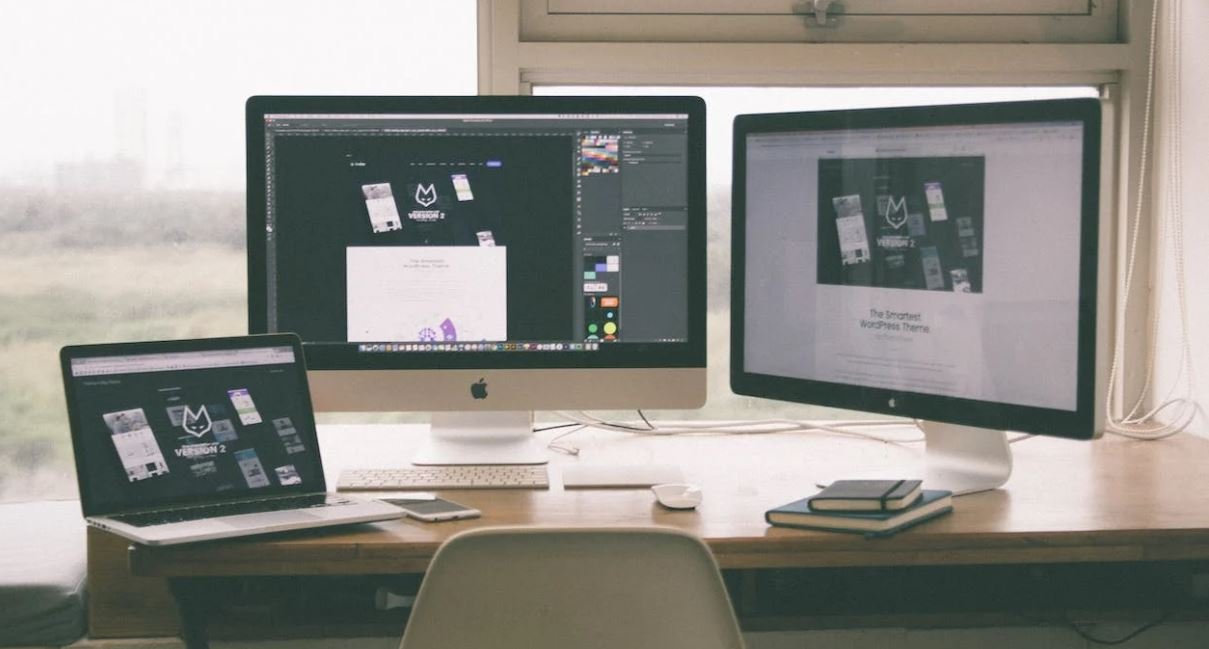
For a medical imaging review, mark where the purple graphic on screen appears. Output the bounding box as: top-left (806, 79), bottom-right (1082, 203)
top-left (440, 318), bottom-right (457, 341)
top-left (418, 327), bottom-right (437, 342)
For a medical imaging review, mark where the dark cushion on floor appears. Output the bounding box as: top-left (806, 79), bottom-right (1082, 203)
top-left (0, 500), bottom-right (87, 647)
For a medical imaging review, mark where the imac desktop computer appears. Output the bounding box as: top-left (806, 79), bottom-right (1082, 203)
top-left (731, 98), bottom-right (1108, 495)
top-left (246, 96), bottom-right (706, 467)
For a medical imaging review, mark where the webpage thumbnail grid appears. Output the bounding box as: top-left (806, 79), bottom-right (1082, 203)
top-left (819, 156), bottom-right (985, 294)
top-left (73, 357), bottom-right (321, 509)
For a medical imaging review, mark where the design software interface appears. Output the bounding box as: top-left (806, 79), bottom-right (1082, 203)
top-left (744, 121), bottom-right (1085, 411)
top-left (68, 346), bottom-right (322, 509)
top-left (260, 112), bottom-right (692, 353)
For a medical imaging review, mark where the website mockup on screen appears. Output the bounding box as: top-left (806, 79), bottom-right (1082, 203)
top-left (743, 121), bottom-right (1085, 411)
top-left (260, 111), bottom-right (692, 355)
top-left (67, 346), bottom-right (323, 510)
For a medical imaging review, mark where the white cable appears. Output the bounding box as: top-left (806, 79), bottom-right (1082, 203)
top-left (1105, 0), bottom-right (1199, 440)
top-left (561, 410), bottom-right (908, 432)
top-left (545, 412), bottom-right (1054, 458)
top-left (561, 410), bottom-right (892, 434)
top-left (552, 411), bottom-right (925, 446)
top-left (545, 423), bottom-right (587, 455)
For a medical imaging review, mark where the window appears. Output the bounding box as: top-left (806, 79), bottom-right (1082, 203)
top-left (0, 0), bottom-right (477, 502)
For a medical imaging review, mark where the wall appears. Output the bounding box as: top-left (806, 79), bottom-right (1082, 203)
top-left (1152, 0), bottom-right (1208, 436)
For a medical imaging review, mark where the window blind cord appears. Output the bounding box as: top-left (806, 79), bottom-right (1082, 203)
top-left (1106, 0), bottom-right (1198, 440)
top-left (1104, 0), bottom-right (1159, 435)
top-left (1125, 0), bottom-right (1197, 432)
top-left (1129, 0), bottom-right (1200, 436)
top-left (1159, 0), bottom-right (1199, 429)
top-left (1150, 0), bottom-right (1199, 431)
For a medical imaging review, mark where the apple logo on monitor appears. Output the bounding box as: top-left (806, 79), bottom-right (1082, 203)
top-left (471, 378), bottom-right (488, 400)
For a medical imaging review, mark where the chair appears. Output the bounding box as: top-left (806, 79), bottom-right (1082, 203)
top-left (0, 501), bottom-right (87, 648)
top-left (399, 526), bottom-right (746, 649)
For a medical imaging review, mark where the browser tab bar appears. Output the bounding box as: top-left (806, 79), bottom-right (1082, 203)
top-left (71, 347), bottom-right (296, 377)
top-left (267, 113), bottom-right (687, 120)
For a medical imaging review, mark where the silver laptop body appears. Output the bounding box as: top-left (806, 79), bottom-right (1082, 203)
top-left (61, 334), bottom-right (403, 546)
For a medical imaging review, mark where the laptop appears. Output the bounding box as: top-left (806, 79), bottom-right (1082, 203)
top-left (61, 333), bottom-right (405, 546)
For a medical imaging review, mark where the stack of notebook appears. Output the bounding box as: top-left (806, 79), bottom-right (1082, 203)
top-left (765, 479), bottom-right (953, 538)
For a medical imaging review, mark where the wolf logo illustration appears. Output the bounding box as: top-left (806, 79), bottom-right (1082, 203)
top-left (182, 405), bottom-right (213, 438)
top-left (883, 195), bottom-right (908, 230)
top-left (415, 183), bottom-right (438, 207)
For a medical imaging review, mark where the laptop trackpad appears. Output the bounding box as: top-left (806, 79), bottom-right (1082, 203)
top-left (220, 511), bottom-right (321, 528)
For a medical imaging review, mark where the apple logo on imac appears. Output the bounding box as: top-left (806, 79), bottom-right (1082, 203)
top-left (471, 378), bottom-right (488, 400)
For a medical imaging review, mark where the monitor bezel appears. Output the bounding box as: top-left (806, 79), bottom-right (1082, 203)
top-left (60, 333), bottom-right (325, 517)
top-left (730, 98), bottom-right (1102, 440)
top-left (246, 95), bottom-right (706, 371)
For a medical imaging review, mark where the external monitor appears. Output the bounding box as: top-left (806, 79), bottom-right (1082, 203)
top-left (247, 96), bottom-right (706, 465)
top-left (731, 98), bottom-right (1106, 494)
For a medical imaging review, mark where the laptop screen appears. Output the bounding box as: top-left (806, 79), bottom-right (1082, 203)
top-left (63, 337), bottom-right (325, 515)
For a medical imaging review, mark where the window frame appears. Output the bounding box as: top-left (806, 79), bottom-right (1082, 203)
top-left (518, 0), bottom-right (1118, 44)
top-left (548, 0), bottom-right (1093, 13)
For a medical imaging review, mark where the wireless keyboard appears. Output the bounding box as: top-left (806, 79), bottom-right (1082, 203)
top-left (336, 465), bottom-right (550, 491)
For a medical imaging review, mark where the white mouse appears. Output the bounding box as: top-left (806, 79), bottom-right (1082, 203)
top-left (651, 483), bottom-right (703, 510)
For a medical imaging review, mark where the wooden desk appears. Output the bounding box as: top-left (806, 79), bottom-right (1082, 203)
top-left (93, 425), bottom-right (1209, 640)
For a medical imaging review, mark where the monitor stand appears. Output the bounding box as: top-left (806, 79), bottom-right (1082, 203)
top-left (816, 420), bottom-right (1012, 496)
top-left (919, 421), bottom-right (1012, 496)
top-left (410, 411), bottom-right (548, 466)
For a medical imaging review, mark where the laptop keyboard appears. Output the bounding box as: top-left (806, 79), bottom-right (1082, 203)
top-left (111, 493), bottom-right (354, 528)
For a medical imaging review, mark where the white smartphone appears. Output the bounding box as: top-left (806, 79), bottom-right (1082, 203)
top-left (381, 497), bottom-right (482, 522)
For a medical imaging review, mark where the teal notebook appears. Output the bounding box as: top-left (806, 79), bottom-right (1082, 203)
top-left (765, 489), bottom-right (953, 538)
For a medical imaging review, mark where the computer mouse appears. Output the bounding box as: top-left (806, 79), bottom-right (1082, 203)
top-left (651, 483), bottom-right (703, 510)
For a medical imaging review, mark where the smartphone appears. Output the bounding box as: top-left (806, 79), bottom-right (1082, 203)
top-left (381, 497), bottom-right (482, 522)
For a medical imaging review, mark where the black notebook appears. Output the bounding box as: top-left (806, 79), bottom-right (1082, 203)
top-left (766, 489), bottom-right (953, 538)
top-left (808, 479), bottom-right (923, 512)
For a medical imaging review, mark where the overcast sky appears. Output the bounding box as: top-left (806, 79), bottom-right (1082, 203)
top-left (0, 1), bottom-right (1093, 191)
top-left (0, 0), bottom-right (477, 189)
